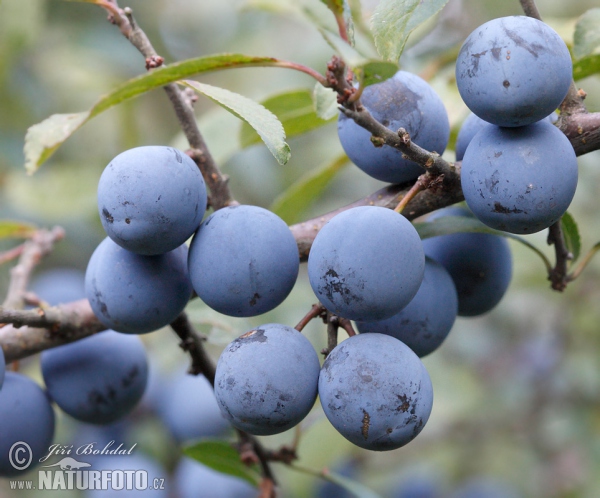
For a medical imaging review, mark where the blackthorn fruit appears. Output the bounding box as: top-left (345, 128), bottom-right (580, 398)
top-left (30, 268), bottom-right (86, 305)
top-left (338, 71), bottom-right (449, 183)
top-left (98, 146), bottom-right (207, 255)
top-left (319, 333), bottom-right (433, 451)
top-left (455, 113), bottom-right (491, 162)
top-left (214, 323), bottom-right (320, 436)
top-left (41, 330), bottom-right (148, 425)
top-left (188, 205), bottom-right (299, 317)
top-left (85, 238), bottom-right (192, 334)
top-left (461, 120), bottom-right (577, 234)
top-left (308, 206), bottom-right (424, 321)
top-left (456, 16), bottom-right (572, 127)
top-left (0, 347), bottom-right (4, 390)
top-left (422, 207), bottom-right (512, 316)
top-left (174, 457), bottom-right (255, 498)
top-left (159, 370), bottom-right (230, 443)
top-left (0, 372), bottom-right (55, 476)
top-left (357, 257), bottom-right (458, 357)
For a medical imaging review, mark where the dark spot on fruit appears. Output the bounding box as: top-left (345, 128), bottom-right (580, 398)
top-left (396, 394), bottom-right (410, 413)
top-left (493, 202), bottom-right (524, 214)
top-left (121, 366), bottom-right (139, 388)
top-left (491, 46), bottom-right (502, 60)
top-left (102, 208), bottom-right (114, 224)
top-left (503, 80), bottom-right (510, 88)
top-left (125, 218), bottom-right (131, 224)
top-left (361, 410), bottom-right (370, 440)
top-left (249, 293), bottom-right (261, 306)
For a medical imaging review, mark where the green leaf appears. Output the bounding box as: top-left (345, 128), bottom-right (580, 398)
top-left (24, 54), bottom-right (300, 173)
top-left (561, 212), bottom-right (581, 264)
top-left (414, 215), bottom-right (552, 271)
top-left (239, 89), bottom-right (334, 149)
top-left (180, 81), bottom-right (290, 165)
top-left (184, 439), bottom-right (260, 487)
top-left (573, 53), bottom-right (600, 80)
top-left (313, 83), bottom-right (339, 120)
top-left (371, 0), bottom-right (450, 62)
top-left (573, 8), bottom-right (600, 60)
top-left (270, 154), bottom-right (349, 224)
top-left (354, 61), bottom-right (399, 87)
top-left (0, 220), bottom-right (38, 239)
top-left (318, 28), bottom-right (398, 87)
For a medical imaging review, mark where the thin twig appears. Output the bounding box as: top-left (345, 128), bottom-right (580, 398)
top-left (294, 303), bottom-right (327, 332)
top-left (170, 312), bottom-right (214, 382)
top-left (519, 0), bottom-right (542, 19)
top-left (3, 227), bottom-right (65, 310)
top-left (547, 221), bottom-right (572, 291)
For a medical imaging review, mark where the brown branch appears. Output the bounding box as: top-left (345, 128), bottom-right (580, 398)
top-left (170, 312), bottom-right (215, 383)
top-left (3, 227), bottom-right (65, 310)
top-left (547, 222), bottom-right (572, 292)
top-left (0, 299), bottom-right (104, 363)
top-left (104, 3), bottom-right (236, 211)
top-left (519, 0), bottom-right (542, 19)
top-left (294, 303), bottom-right (327, 332)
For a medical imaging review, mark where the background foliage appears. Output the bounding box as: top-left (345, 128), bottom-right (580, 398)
top-left (1, 0), bottom-right (600, 496)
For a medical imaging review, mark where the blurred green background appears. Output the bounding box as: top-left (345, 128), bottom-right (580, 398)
top-left (1, 0), bottom-right (600, 497)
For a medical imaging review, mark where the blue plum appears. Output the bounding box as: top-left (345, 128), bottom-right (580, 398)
top-left (319, 333), bottom-right (433, 451)
top-left (158, 370), bottom-right (231, 443)
top-left (0, 347), bottom-right (4, 390)
top-left (422, 207), bottom-right (512, 317)
top-left (98, 146), bottom-right (207, 255)
top-left (0, 372), bottom-right (55, 476)
top-left (188, 205), bottom-right (299, 317)
top-left (308, 206), bottom-right (424, 321)
top-left (85, 452), bottom-right (169, 497)
top-left (85, 238), bottom-right (192, 334)
top-left (357, 257), bottom-right (458, 357)
top-left (450, 477), bottom-right (521, 498)
top-left (338, 70), bottom-right (450, 184)
top-left (461, 120), bottom-right (577, 234)
top-left (455, 113), bottom-right (491, 162)
top-left (214, 323), bottom-right (320, 435)
top-left (30, 268), bottom-right (86, 305)
top-left (456, 16), bottom-right (572, 127)
top-left (174, 457), bottom-right (255, 498)
top-left (41, 330), bottom-right (148, 425)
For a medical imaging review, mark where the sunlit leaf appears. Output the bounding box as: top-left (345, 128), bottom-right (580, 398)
top-left (270, 155), bottom-right (349, 224)
top-left (0, 220), bottom-right (38, 239)
top-left (573, 53), bottom-right (600, 80)
top-left (313, 83), bottom-right (339, 120)
top-left (561, 211), bottom-right (581, 264)
top-left (318, 28), bottom-right (398, 86)
top-left (24, 54), bottom-right (305, 173)
top-left (354, 61), bottom-right (399, 87)
top-left (184, 439), bottom-right (260, 486)
top-left (180, 81), bottom-right (290, 165)
top-left (573, 8), bottom-right (600, 60)
top-left (239, 89), bottom-right (334, 148)
top-left (371, 0), bottom-right (450, 62)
